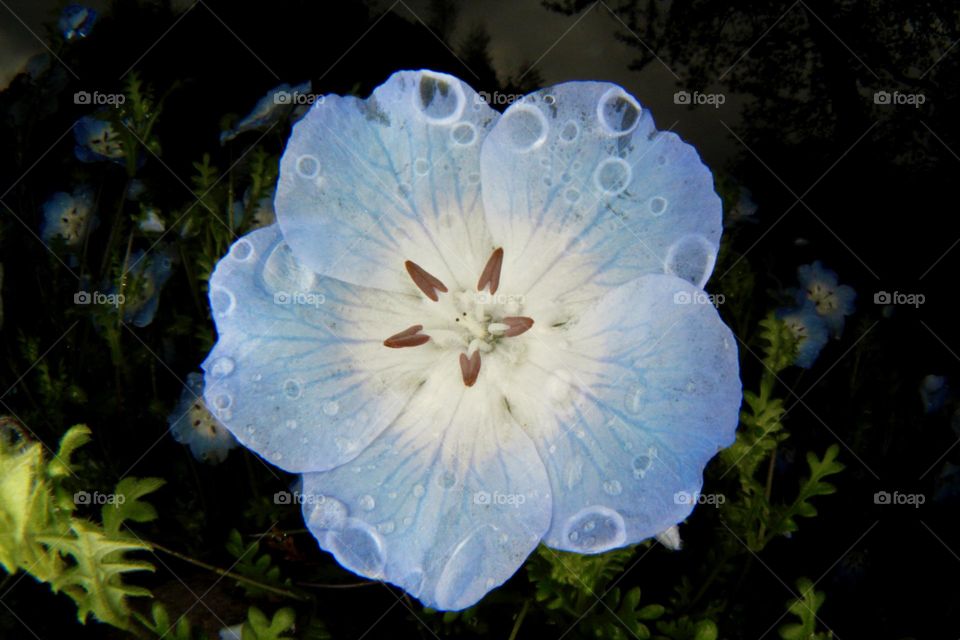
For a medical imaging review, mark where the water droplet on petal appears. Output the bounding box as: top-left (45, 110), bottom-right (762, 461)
top-left (559, 119), bottom-right (579, 142)
top-left (413, 484), bottom-right (425, 498)
top-left (416, 72), bottom-right (465, 124)
top-left (306, 495), bottom-right (348, 530)
top-left (664, 234), bottom-right (717, 289)
top-left (438, 470), bottom-right (456, 489)
top-left (451, 122), bottom-right (477, 145)
top-left (210, 356), bottom-right (235, 378)
top-left (563, 506), bottom-right (627, 552)
top-left (230, 239), bottom-right (254, 261)
top-left (283, 379), bottom-right (303, 399)
top-left (323, 400), bottom-right (339, 416)
top-left (603, 480), bottom-right (623, 496)
top-left (359, 494), bottom-right (376, 511)
top-left (296, 154), bottom-right (320, 179)
top-left (414, 157), bottom-right (431, 176)
top-left (597, 88), bottom-right (641, 136)
top-left (210, 287), bottom-right (236, 318)
top-left (648, 196), bottom-right (668, 216)
top-left (326, 519), bottom-right (386, 576)
top-left (501, 104), bottom-right (548, 152)
top-left (378, 520), bottom-right (395, 535)
top-left (594, 157), bottom-right (632, 196)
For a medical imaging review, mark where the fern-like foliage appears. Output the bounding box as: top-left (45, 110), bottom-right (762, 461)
top-left (0, 424), bottom-right (164, 631)
top-left (225, 529), bottom-right (293, 598)
top-left (778, 578), bottom-right (833, 639)
top-left (241, 606), bottom-right (297, 640)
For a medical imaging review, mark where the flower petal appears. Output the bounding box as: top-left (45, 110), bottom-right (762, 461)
top-left (202, 225), bottom-right (443, 473)
top-left (501, 274), bottom-right (740, 552)
top-left (299, 357), bottom-right (551, 611)
top-left (479, 83), bottom-right (722, 303)
top-left (276, 70), bottom-right (499, 295)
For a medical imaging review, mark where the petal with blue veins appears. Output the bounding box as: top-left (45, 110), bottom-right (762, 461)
top-left (300, 354), bottom-right (551, 610)
top-left (498, 274), bottom-right (740, 552)
top-left (479, 83), bottom-right (722, 304)
top-left (275, 70), bottom-right (499, 296)
top-left (202, 225), bottom-right (446, 473)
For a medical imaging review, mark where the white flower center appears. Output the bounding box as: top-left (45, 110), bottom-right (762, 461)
top-left (382, 249), bottom-right (534, 387)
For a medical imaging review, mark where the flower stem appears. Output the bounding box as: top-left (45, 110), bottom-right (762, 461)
top-left (507, 599), bottom-right (531, 640)
top-left (150, 541), bottom-right (309, 601)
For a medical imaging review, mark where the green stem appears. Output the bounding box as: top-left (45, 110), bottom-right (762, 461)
top-left (150, 542), bottom-right (308, 601)
top-left (507, 599), bottom-right (531, 640)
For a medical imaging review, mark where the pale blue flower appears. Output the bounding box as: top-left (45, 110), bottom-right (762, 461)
top-left (920, 374), bottom-right (948, 414)
top-left (74, 116), bottom-right (125, 164)
top-left (779, 305), bottom-right (829, 369)
top-left (41, 187), bottom-right (97, 249)
top-left (202, 71), bottom-right (741, 610)
top-left (136, 206), bottom-right (165, 233)
top-left (118, 248), bottom-right (175, 327)
top-left (58, 4), bottom-right (98, 41)
top-left (169, 373), bottom-right (237, 464)
top-left (220, 81), bottom-right (311, 144)
top-left (795, 261), bottom-right (856, 337)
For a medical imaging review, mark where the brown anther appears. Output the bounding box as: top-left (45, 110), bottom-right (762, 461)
top-left (477, 247), bottom-right (504, 294)
top-left (405, 260), bottom-right (448, 301)
top-left (384, 324), bottom-right (430, 348)
top-left (459, 351), bottom-right (482, 387)
top-left (502, 316), bottom-right (534, 337)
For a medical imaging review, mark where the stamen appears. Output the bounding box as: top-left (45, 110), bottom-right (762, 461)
top-left (477, 247), bottom-right (504, 294)
top-left (459, 351), bottom-right (482, 387)
top-left (405, 260), bottom-right (448, 301)
top-left (384, 324), bottom-right (430, 348)
top-left (487, 322), bottom-right (509, 335)
top-left (502, 316), bottom-right (534, 337)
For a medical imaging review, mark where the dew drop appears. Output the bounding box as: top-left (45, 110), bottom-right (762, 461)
top-left (209, 286), bottom-right (236, 318)
top-left (326, 520), bottom-right (385, 576)
top-left (210, 356), bottom-right (235, 378)
top-left (564, 188), bottom-right (581, 204)
top-left (563, 506), bottom-right (627, 552)
top-left (597, 88), bottom-right (641, 136)
top-left (451, 122), bottom-right (477, 145)
top-left (323, 400), bottom-right (339, 416)
top-left (559, 119), bottom-right (579, 142)
top-left (286, 419), bottom-right (298, 430)
top-left (416, 72), bottom-right (465, 124)
top-left (414, 157), bottom-right (430, 176)
top-left (501, 104), bottom-right (548, 152)
top-left (378, 520), bottom-right (396, 535)
top-left (295, 154), bottom-right (320, 179)
top-left (230, 239), bottom-right (254, 261)
top-left (306, 495), bottom-right (348, 530)
top-left (413, 484), bottom-right (425, 498)
top-left (648, 196), bottom-right (668, 216)
top-left (438, 470), bottom-right (456, 489)
top-left (594, 157), bottom-right (632, 196)
top-left (359, 494), bottom-right (376, 511)
top-left (283, 379), bottom-right (303, 399)
top-left (664, 234), bottom-right (717, 289)
top-left (213, 393), bottom-right (232, 410)
top-left (603, 480), bottom-right (623, 496)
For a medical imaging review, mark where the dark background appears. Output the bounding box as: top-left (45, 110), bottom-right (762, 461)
top-left (1, 1), bottom-right (958, 638)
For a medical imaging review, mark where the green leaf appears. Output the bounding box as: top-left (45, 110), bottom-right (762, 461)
top-left (775, 445), bottom-right (844, 537)
top-left (102, 476), bottom-right (165, 534)
top-left (778, 578), bottom-right (831, 639)
top-left (242, 606), bottom-right (296, 640)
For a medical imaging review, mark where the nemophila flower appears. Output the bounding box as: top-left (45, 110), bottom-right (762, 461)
top-left (117, 248), bottom-right (175, 327)
top-left (220, 81), bottom-right (312, 144)
top-left (41, 187), bottom-right (97, 249)
top-left (920, 374), bottom-right (948, 414)
top-left (58, 4), bottom-right (98, 40)
top-left (778, 305), bottom-right (829, 369)
top-left (136, 206), bottom-right (165, 233)
top-left (74, 115), bottom-right (126, 163)
top-left (169, 373), bottom-right (237, 463)
top-left (202, 70), bottom-right (741, 610)
top-left (795, 261), bottom-right (855, 337)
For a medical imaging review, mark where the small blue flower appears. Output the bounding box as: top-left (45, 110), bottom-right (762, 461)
top-left (58, 4), bottom-right (98, 41)
top-left (136, 206), bottom-right (165, 234)
top-left (117, 248), bottom-right (175, 327)
top-left (778, 305), bottom-right (829, 369)
top-left (795, 261), bottom-right (855, 337)
top-left (920, 374), bottom-right (948, 414)
top-left (202, 71), bottom-right (741, 610)
top-left (74, 116), bottom-right (125, 163)
top-left (169, 373), bottom-right (237, 464)
top-left (220, 82), bottom-right (312, 144)
top-left (41, 187), bottom-right (97, 249)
